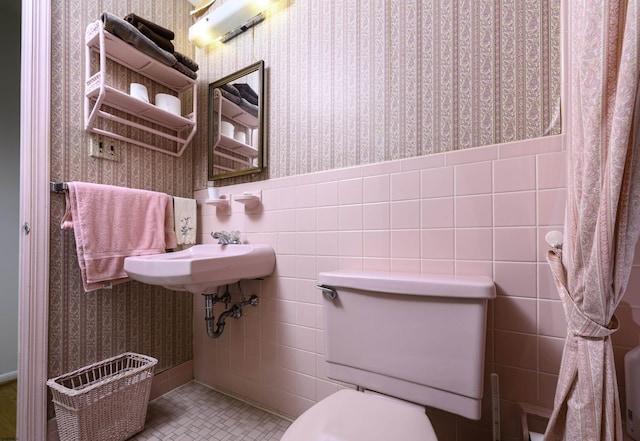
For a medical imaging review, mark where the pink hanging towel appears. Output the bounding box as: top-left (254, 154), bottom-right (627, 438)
top-left (61, 182), bottom-right (178, 292)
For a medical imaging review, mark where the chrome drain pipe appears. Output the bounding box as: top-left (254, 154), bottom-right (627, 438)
top-left (203, 287), bottom-right (259, 339)
top-left (204, 302), bottom-right (238, 339)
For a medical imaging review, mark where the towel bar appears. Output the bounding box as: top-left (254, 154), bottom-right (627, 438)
top-left (50, 182), bottom-right (69, 193)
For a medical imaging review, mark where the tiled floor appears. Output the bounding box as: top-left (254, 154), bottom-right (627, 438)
top-left (131, 382), bottom-right (291, 441)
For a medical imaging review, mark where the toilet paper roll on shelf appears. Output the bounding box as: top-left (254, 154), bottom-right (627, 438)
top-left (220, 121), bottom-right (234, 138)
top-left (155, 93), bottom-right (181, 116)
top-left (130, 83), bottom-right (149, 103)
top-left (234, 131), bottom-right (247, 144)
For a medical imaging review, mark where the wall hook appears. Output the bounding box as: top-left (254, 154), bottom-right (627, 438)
top-left (545, 230), bottom-right (563, 257)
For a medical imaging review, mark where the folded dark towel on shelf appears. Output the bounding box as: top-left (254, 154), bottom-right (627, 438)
top-left (100, 12), bottom-right (177, 67)
top-left (175, 52), bottom-right (199, 72)
top-left (137, 22), bottom-right (174, 53)
top-left (220, 84), bottom-right (242, 100)
top-left (217, 85), bottom-right (258, 117)
top-left (124, 13), bottom-right (175, 40)
top-left (233, 83), bottom-right (258, 105)
top-left (219, 85), bottom-right (243, 105)
top-left (238, 100), bottom-right (259, 117)
top-left (174, 61), bottom-right (198, 80)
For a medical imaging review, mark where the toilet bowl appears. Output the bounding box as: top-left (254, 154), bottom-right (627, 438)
top-left (281, 389), bottom-right (437, 441)
top-left (281, 270), bottom-right (496, 440)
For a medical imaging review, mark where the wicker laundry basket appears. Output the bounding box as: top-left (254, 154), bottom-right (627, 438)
top-left (47, 352), bottom-right (157, 441)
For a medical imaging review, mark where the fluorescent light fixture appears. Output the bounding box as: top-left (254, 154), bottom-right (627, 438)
top-left (188, 0), bottom-right (275, 47)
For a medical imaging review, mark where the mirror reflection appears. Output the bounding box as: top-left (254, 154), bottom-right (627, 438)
top-left (208, 60), bottom-right (266, 180)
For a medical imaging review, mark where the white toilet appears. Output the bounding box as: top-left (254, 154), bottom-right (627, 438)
top-left (281, 270), bottom-right (496, 441)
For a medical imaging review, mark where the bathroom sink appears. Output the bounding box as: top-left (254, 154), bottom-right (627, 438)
top-left (123, 243), bottom-right (276, 293)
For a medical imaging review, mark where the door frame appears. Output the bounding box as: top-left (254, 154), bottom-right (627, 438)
top-left (18, 0), bottom-right (51, 439)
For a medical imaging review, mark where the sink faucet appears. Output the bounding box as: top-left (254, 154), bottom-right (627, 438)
top-left (211, 230), bottom-right (240, 245)
top-left (212, 231), bottom-right (231, 245)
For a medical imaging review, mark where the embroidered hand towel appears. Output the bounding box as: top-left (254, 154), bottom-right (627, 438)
top-left (173, 196), bottom-right (197, 245)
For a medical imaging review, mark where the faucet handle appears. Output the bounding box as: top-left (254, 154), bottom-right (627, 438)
top-left (211, 230), bottom-right (240, 245)
top-left (211, 230), bottom-right (230, 244)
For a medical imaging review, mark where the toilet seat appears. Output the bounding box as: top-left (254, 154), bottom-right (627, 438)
top-left (281, 389), bottom-right (438, 441)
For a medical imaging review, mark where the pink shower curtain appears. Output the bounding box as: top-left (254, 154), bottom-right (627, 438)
top-left (544, 1), bottom-right (640, 440)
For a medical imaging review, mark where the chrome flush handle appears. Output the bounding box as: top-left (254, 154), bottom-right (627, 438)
top-left (316, 284), bottom-right (338, 300)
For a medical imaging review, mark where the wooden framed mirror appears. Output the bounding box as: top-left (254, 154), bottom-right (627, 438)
top-left (208, 60), bottom-right (266, 180)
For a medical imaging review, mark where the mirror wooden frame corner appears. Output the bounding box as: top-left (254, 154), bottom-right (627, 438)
top-left (208, 60), bottom-right (266, 181)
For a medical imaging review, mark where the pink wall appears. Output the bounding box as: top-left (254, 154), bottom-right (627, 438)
top-left (193, 135), bottom-right (640, 440)
top-left (186, 137), bottom-right (528, 439)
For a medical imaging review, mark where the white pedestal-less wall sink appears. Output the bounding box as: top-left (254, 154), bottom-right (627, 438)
top-left (123, 243), bottom-right (276, 293)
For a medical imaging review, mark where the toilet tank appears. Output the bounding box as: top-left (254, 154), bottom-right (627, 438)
top-left (318, 271), bottom-right (496, 420)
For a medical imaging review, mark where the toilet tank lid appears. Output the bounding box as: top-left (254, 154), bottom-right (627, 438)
top-left (318, 271), bottom-right (496, 299)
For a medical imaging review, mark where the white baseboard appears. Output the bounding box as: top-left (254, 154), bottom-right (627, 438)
top-left (0, 370), bottom-right (18, 384)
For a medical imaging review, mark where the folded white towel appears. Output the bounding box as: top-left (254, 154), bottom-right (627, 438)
top-left (173, 197), bottom-right (197, 245)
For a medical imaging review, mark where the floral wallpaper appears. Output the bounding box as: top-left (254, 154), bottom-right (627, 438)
top-left (48, 0), bottom-right (195, 417)
top-left (193, 0), bottom-right (561, 188)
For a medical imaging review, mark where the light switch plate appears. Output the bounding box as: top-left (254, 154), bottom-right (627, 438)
top-left (89, 137), bottom-right (120, 162)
